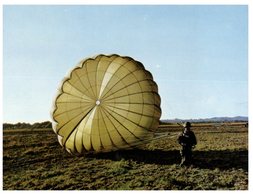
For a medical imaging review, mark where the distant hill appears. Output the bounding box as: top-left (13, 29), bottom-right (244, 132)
top-left (161, 116), bottom-right (248, 124)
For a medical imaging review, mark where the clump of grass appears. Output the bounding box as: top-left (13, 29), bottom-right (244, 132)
top-left (108, 159), bottom-right (131, 175)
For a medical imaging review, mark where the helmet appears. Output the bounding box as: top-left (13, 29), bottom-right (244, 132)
top-left (183, 122), bottom-right (191, 128)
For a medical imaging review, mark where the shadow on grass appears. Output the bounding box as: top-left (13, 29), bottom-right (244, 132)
top-left (193, 150), bottom-right (248, 171)
top-left (91, 149), bottom-right (248, 171)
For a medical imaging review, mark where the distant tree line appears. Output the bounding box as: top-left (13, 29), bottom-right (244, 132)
top-left (3, 121), bottom-right (52, 130)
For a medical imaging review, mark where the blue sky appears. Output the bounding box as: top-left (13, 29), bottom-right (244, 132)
top-left (3, 5), bottom-right (248, 123)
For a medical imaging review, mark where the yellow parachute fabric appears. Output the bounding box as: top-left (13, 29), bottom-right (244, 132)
top-left (52, 54), bottom-right (161, 154)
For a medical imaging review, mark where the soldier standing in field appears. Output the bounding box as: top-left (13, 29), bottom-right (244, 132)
top-left (178, 122), bottom-right (197, 166)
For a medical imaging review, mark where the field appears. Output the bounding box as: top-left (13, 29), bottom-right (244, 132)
top-left (3, 122), bottom-right (248, 190)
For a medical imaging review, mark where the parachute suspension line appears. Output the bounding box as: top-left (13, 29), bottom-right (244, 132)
top-left (153, 132), bottom-right (178, 140)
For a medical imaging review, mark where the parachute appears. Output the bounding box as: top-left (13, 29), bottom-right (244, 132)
top-left (52, 54), bottom-right (161, 154)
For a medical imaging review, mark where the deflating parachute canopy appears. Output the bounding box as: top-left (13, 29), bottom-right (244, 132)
top-left (52, 54), bottom-right (161, 154)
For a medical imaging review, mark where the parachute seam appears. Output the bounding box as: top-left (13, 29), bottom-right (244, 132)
top-left (83, 61), bottom-right (97, 99)
top-left (63, 106), bottom-right (95, 148)
top-left (98, 55), bottom-right (119, 97)
top-left (100, 65), bottom-right (148, 100)
top-left (99, 107), bottom-right (120, 150)
top-left (98, 56), bottom-right (131, 99)
top-left (94, 57), bottom-right (99, 98)
top-left (54, 104), bottom-right (92, 118)
top-left (102, 107), bottom-right (143, 148)
top-left (104, 91), bottom-right (160, 103)
top-left (105, 105), bottom-right (154, 133)
top-left (105, 104), bottom-right (157, 119)
top-left (95, 55), bottom-right (119, 97)
top-left (58, 90), bottom-right (92, 102)
top-left (66, 76), bottom-right (95, 100)
top-left (103, 101), bottom-right (161, 113)
top-left (58, 107), bottom-right (94, 145)
top-left (96, 107), bottom-right (104, 151)
top-left (102, 78), bottom-right (157, 101)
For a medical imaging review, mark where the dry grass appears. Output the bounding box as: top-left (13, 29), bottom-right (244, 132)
top-left (3, 123), bottom-right (248, 190)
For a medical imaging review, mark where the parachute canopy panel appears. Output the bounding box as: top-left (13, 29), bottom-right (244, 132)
top-left (52, 54), bottom-right (161, 154)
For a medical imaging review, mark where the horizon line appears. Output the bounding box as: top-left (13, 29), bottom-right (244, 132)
top-left (2, 115), bottom-right (249, 124)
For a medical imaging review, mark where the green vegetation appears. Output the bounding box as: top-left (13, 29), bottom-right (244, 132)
top-left (3, 121), bottom-right (51, 130)
top-left (3, 123), bottom-right (248, 190)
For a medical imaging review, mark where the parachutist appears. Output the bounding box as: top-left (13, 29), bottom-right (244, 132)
top-left (178, 122), bottom-right (197, 166)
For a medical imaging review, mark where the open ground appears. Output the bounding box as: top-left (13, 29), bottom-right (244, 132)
top-left (3, 122), bottom-right (248, 190)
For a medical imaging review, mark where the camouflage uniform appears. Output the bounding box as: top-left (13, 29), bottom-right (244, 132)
top-left (178, 122), bottom-right (197, 166)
